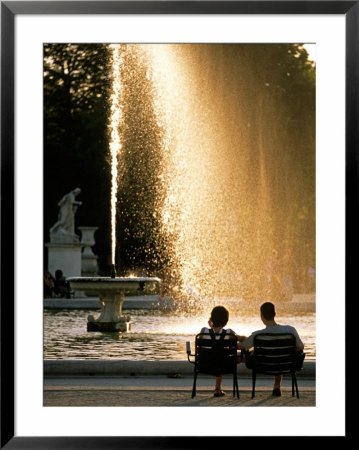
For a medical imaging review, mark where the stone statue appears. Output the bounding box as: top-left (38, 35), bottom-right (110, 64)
top-left (50, 188), bottom-right (82, 243)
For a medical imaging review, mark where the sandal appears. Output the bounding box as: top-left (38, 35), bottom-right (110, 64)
top-left (272, 388), bottom-right (282, 397)
top-left (213, 389), bottom-right (226, 397)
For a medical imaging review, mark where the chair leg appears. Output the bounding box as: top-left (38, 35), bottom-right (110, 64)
top-left (235, 373), bottom-right (239, 399)
top-left (292, 373), bottom-right (295, 397)
top-left (294, 374), bottom-right (299, 398)
top-left (233, 373), bottom-right (239, 398)
top-left (191, 372), bottom-right (197, 398)
top-left (251, 372), bottom-right (256, 399)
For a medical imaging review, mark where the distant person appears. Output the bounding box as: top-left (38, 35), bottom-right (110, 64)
top-left (55, 269), bottom-right (64, 282)
top-left (53, 269), bottom-right (72, 299)
top-left (240, 302), bottom-right (304, 397)
top-left (44, 271), bottom-right (55, 298)
top-left (199, 305), bottom-right (246, 397)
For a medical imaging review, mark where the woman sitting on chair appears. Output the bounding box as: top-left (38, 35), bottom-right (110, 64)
top-left (199, 305), bottom-right (246, 397)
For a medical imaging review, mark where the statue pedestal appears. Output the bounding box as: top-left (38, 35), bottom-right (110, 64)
top-left (46, 243), bottom-right (83, 278)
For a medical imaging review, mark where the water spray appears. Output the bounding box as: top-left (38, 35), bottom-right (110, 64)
top-left (110, 264), bottom-right (117, 278)
top-left (109, 44), bottom-right (123, 268)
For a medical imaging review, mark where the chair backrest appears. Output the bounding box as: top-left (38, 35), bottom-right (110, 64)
top-left (195, 331), bottom-right (238, 376)
top-left (252, 333), bottom-right (297, 375)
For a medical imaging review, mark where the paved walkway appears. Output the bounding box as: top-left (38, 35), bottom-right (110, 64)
top-left (44, 375), bottom-right (315, 407)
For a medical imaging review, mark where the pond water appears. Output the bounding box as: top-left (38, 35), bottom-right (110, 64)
top-left (44, 300), bottom-right (315, 360)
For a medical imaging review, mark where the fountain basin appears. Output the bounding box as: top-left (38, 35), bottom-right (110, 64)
top-left (68, 276), bottom-right (160, 291)
top-left (68, 276), bottom-right (160, 332)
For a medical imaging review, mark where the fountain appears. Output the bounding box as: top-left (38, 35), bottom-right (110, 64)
top-left (60, 43), bottom-right (315, 330)
top-left (44, 44), bottom-right (316, 364)
top-left (66, 45), bottom-right (161, 333)
top-left (68, 273), bottom-right (160, 332)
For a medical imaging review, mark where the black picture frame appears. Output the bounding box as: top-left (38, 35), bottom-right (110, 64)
top-left (1, 1), bottom-right (352, 447)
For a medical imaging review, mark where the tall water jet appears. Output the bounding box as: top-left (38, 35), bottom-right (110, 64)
top-left (68, 44), bottom-right (161, 332)
top-left (141, 44), bottom-right (315, 305)
top-left (112, 45), bottom-right (170, 276)
top-left (108, 44), bottom-right (124, 268)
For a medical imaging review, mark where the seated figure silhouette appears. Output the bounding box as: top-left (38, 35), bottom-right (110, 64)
top-left (53, 269), bottom-right (72, 299)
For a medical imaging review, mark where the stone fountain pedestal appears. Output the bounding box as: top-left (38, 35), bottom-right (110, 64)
top-left (68, 277), bottom-right (160, 332)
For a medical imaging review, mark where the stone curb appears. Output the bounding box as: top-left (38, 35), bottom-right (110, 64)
top-left (44, 360), bottom-right (315, 377)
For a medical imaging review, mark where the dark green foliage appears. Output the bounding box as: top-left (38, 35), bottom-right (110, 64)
top-left (44, 44), bottom-right (111, 271)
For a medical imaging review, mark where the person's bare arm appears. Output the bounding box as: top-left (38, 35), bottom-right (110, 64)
top-left (294, 329), bottom-right (304, 351)
top-left (230, 331), bottom-right (247, 349)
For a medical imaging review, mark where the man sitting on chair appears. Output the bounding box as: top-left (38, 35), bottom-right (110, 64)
top-left (240, 302), bottom-right (304, 397)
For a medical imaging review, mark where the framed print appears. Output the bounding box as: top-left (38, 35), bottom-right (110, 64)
top-left (1, 0), bottom-right (353, 447)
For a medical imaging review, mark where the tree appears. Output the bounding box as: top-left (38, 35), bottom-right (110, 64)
top-left (44, 44), bottom-right (111, 270)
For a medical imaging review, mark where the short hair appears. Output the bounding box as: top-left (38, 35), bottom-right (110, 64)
top-left (55, 269), bottom-right (63, 279)
top-left (210, 305), bottom-right (229, 328)
top-left (260, 302), bottom-right (276, 320)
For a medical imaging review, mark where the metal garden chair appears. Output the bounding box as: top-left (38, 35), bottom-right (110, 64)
top-left (187, 331), bottom-right (239, 398)
top-left (244, 332), bottom-right (305, 399)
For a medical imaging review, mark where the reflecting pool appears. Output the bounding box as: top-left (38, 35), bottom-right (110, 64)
top-left (44, 299), bottom-right (315, 360)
